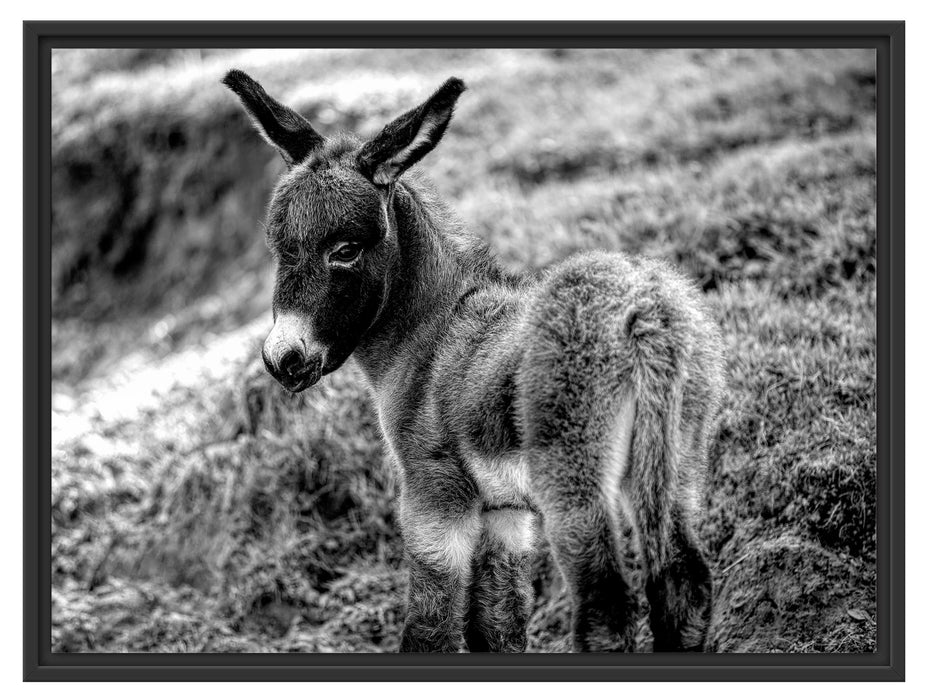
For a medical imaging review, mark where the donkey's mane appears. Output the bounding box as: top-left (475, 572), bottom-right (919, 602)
top-left (396, 171), bottom-right (525, 290)
top-left (353, 170), bottom-right (526, 382)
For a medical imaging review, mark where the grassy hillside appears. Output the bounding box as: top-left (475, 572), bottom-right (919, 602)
top-left (51, 48), bottom-right (877, 653)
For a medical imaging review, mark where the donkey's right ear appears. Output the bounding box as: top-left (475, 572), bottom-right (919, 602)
top-left (222, 69), bottom-right (325, 167)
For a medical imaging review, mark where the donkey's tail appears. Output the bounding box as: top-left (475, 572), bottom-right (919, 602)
top-left (624, 308), bottom-right (688, 576)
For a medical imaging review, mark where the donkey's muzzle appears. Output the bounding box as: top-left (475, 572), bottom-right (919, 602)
top-left (263, 346), bottom-right (322, 393)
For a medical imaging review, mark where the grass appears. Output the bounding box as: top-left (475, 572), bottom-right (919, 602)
top-left (51, 47), bottom-right (877, 653)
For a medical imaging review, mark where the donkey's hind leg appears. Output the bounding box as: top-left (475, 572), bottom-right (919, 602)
top-left (533, 467), bottom-right (638, 653)
top-left (525, 404), bottom-right (639, 654)
top-left (637, 504), bottom-right (712, 652)
top-left (464, 510), bottom-right (536, 653)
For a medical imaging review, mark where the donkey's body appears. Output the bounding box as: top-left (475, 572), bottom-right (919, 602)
top-left (224, 71), bottom-right (724, 653)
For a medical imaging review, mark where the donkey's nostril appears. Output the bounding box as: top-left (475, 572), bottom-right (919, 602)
top-left (280, 349), bottom-right (305, 378)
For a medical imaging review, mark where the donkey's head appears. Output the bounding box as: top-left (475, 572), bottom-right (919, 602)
top-left (223, 70), bottom-right (465, 392)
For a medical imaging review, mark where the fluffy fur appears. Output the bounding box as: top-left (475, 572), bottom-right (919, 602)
top-left (224, 70), bottom-right (725, 653)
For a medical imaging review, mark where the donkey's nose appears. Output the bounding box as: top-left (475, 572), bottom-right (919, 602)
top-left (263, 310), bottom-right (324, 392)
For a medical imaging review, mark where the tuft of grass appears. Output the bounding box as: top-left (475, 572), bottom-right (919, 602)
top-left (52, 47), bottom-right (876, 653)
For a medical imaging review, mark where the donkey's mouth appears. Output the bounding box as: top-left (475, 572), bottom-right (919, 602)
top-left (274, 363), bottom-right (322, 393)
top-left (281, 369), bottom-right (321, 393)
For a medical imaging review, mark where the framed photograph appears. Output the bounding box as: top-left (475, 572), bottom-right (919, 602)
top-left (25, 21), bottom-right (904, 681)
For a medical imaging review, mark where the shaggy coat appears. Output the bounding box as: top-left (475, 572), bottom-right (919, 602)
top-left (224, 70), bottom-right (725, 653)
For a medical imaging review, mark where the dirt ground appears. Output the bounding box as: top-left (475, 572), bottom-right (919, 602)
top-left (51, 47), bottom-right (877, 653)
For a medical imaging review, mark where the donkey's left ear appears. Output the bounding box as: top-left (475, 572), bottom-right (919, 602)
top-left (357, 77), bottom-right (466, 186)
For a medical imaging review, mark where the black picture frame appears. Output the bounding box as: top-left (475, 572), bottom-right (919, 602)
top-left (25, 20), bottom-right (905, 682)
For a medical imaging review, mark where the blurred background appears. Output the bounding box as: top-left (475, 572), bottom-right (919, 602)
top-left (51, 48), bottom-right (877, 653)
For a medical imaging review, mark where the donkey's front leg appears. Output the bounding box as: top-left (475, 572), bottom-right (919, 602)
top-left (465, 509), bottom-right (536, 652)
top-left (398, 482), bottom-right (482, 653)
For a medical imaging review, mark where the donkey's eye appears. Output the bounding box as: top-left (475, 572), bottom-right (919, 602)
top-left (329, 242), bottom-right (363, 264)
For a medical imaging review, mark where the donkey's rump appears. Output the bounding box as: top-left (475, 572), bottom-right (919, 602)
top-left (514, 249), bottom-right (722, 537)
top-left (516, 250), bottom-right (705, 442)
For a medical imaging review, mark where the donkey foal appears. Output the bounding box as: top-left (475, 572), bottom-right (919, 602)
top-left (224, 70), bottom-right (725, 653)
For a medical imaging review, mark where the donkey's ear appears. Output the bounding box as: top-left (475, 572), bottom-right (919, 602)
top-left (357, 77), bottom-right (466, 186)
top-left (222, 69), bottom-right (325, 167)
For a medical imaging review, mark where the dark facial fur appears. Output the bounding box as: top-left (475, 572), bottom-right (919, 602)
top-left (264, 138), bottom-right (398, 382)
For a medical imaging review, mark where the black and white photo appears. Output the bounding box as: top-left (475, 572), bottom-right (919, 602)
top-left (31, 26), bottom-right (901, 679)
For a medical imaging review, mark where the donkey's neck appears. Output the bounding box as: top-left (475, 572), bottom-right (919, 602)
top-left (353, 181), bottom-right (493, 386)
